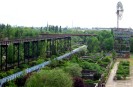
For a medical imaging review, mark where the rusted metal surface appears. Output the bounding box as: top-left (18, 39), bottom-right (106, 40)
top-left (0, 36), bottom-right (66, 45)
top-left (112, 28), bottom-right (133, 58)
top-left (40, 33), bottom-right (97, 36)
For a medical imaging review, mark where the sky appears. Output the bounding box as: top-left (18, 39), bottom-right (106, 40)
top-left (0, 0), bottom-right (132, 28)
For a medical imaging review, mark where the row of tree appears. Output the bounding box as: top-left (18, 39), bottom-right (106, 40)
top-left (64, 29), bottom-right (114, 52)
top-left (1, 23), bottom-right (133, 53)
top-left (0, 24), bottom-right (64, 40)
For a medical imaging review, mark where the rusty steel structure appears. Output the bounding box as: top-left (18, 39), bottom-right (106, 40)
top-left (112, 28), bottom-right (133, 58)
top-left (113, 2), bottom-right (132, 58)
top-left (0, 34), bottom-right (96, 71)
top-left (0, 45), bottom-right (87, 86)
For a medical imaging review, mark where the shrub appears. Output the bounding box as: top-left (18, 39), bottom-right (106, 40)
top-left (36, 58), bottom-right (44, 64)
top-left (25, 72), bottom-right (44, 87)
top-left (102, 56), bottom-right (111, 62)
top-left (84, 79), bottom-right (98, 84)
top-left (0, 72), bottom-right (7, 79)
top-left (25, 69), bottom-right (73, 87)
top-left (29, 61), bottom-right (37, 66)
top-left (14, 67), bottom-right (21, 72)
top-left (4, 81), bottom-right (17, 87)
top-left (6, 69), bottom-right (15, 75)
top-left (19, 64), bottom-right (30, 69)
top-left (121, 61), bottom-right (129, 66)
top-left (80, 61), bottom-right (104, 74)
top-left (49, 59), bottom-right (59, 68)
top-left (116, 61), bottom-right (130, 80)
top-left (63, 63), bottom-right (82, 77)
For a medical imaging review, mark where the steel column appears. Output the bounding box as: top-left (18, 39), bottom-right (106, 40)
top-left (46, 39), bottom-right (51, 58)
top-left (24, 42), bottom-right (30, 63)
top-left (0, 44), bottom-right (8, 70)
top-left (51, 39), bottom-right (56, 55)
top-left (32, 41), bottom-right (38, 58)
top-left (13, 43), bottom-right (20, 67)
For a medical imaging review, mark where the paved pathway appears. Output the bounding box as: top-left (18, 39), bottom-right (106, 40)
top-left (106, 62), bottom-right (119, 87)
top-left (106, 59), bottom-right (133, 87)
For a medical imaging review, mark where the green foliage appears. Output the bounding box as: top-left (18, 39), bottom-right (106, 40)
top-left (19, 64), bottom-right (30, 69)
top-left (80, 61), bottom-right (104, 74)
top-left (87, 37), bottom-right (100, 53)
top-left (29, 61), bottom-right (37, 66)
top-left (63, 63), bottom-right (82, 77)
top-left (36, 58), bottom-right (44, 64)
top-left (39, 42), bottom-right (46, 58)
top-left (70, 54), bottom-right (81, 63)
top-left (25, 69), bottom-right (73, 87)
top-left (25, 72), bottom-right (44, 87)
top-left (49, 58), bottom-right (59, 68)
top-left (6, 69), bottom-right (15, 75)
top-left (102, 37), bottom-right (113, 51)
top-left (5, 81), bottom-right (17, 87)
top-left (84, 79), bottom-right (98, 84)
top-left (14, 67), bottom-right (21, 72)
top-left (102, 56), bottom-right (111, 62)
top-left (0, 72), bottom-right (7, 79)
top-left (130, 38), bottom-right (133, 52)
top-left (97, 56), bottom-right (112, 67)
top-left (98, 30), bottom-right (113, 51)
top-left (0, 24), bottom-right (41, 39)
top-left (116, 61), bottom-right (130, 80)
top-left (7, 44), bottom-right (13, 64)
top-left (112, 50), bottom-right (116, 59)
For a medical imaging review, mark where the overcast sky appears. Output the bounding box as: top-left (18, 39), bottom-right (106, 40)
top-left (0, 0), bottom-right (132, 28)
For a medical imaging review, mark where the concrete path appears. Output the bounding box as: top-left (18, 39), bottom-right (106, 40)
top-left (106, 59), bottom-right (133, 87)
top-left (106, 62), bottom-right (119, 87)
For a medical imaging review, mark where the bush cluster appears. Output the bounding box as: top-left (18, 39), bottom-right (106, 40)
top-left (116, 61), bottom-right (130, 80)
top-left (25, 69), bottom-right (73, 87)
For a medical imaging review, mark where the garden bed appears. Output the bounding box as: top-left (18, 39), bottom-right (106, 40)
top-left (114, 61), bottom-right (130, 80)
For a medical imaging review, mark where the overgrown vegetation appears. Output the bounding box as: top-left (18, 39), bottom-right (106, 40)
top-left (115, 61), bottom-right (130, 80)
top-left (0, 24), bottom-right (118, 86)
top-left (80, 61), bottom-right (104, 74)
top-left (25, 69), bottom-right (73, 87)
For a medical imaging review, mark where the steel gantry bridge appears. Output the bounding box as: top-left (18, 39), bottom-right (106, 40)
top-left (0, 34), bottom-right (96, 71)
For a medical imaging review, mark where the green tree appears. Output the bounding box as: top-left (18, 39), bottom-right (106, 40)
top-left (102, 37), bottom-right (113, 51)
top-left (87, 37), bottom-right (100, 53)
top-left (63, 63), bottom-right (82, 77)
top-left (25, 69), bottom-right (73, 87)
top-left (59, 26), bottom-right (62, 33)
top-left (98, 30), bottom-right (113, 51)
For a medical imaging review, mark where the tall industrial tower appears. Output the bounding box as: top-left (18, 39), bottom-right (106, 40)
top-left (113, 1), bottom-right (131, 58)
